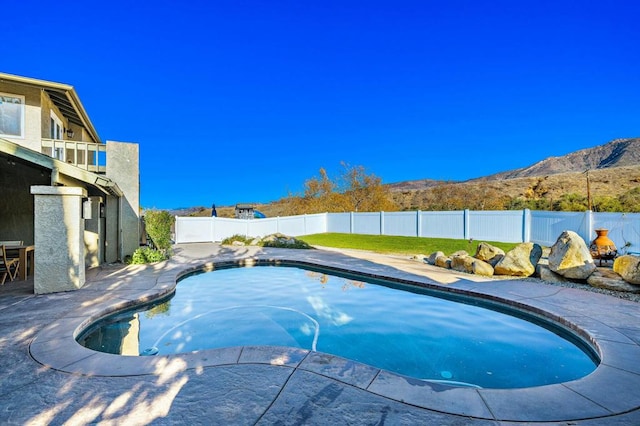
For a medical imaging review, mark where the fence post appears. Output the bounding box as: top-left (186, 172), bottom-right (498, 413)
top-left (585, 210), bottom-right (594, 243)
top-left (522, 209), bottom-right (531, 243)
top-left (380, 211), bottom-right (384, 235)
top-left (417, 210), bottom-right (421, 237)
top-left (174, 216), bottom-right (179, 244)
top-left (463, 209), bottom-right (470, 240)
top-left (350, 212), bottom-right (354, 234)
top-left (210, 216), bottom-right (215, 242)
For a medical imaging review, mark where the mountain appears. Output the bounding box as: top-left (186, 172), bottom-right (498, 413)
top-left (387, 138), bottom-right (640, 211)
top-left (389, 138), bottom-right (640, 193)
top-left (476, 138), bottom-right (640, 181)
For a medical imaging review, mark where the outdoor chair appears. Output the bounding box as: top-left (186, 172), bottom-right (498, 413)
top-left (0, 240), bottom-right (23, 246)
top-left (0, 245), bottom-right (20, 285)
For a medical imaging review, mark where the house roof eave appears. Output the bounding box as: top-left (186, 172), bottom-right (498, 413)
top-left (0, 72), bottom-right (102, 143)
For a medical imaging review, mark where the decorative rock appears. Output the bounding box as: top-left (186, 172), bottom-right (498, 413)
top-left (451, 250), bottom-right (469, 257)
top-left (451, 254), bottom-right (475, 274)
top-left (494, 242), bottom-right (542, 277)
top-left (427, 251), bottom-right (445, 265)
top-left (474, 242), bottom-right (505, 267)
top-left (538, 265), bottom-right (572, 284)
top-left (613, 255), bottom-right (640, 285)
top-left (548, 231), bottom-right (596, 279)
top-left (411, 254), bottom-right (427, 262)
top-left (472, 259), bottom-right (494, 277)
top-left (435, 255), bottom-right (451, 269)
top-left (588, 267), bottom-right (640, 292)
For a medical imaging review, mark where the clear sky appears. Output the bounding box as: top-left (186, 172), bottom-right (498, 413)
top-left (5, 0), bottom-right (639, 209)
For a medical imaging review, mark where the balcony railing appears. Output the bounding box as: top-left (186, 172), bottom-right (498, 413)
top-left (41, 139), bottom-right (106, 173)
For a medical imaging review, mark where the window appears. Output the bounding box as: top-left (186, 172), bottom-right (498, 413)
top-left (0, 93), bottom-right (25, 138)
top-left (50, 111), bottom-right (64, 160)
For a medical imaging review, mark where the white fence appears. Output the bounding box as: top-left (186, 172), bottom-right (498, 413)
top-left (174, 210), bottom-right (640, 253)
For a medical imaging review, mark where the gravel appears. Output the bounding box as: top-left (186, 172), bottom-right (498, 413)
top-left (520, 274), bottom-right (640, 303)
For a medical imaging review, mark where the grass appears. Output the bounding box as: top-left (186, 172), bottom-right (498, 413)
top-left (298, 233), bottom-right (519, 256)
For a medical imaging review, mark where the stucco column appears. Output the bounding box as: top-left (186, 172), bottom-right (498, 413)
top-left (30, 186), bottom-right (87, 294)
top-left (106, 141), bottom-right (140, 262)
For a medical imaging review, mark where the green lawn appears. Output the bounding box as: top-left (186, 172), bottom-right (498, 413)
top-left (298, 233), bottom-right (519, 256)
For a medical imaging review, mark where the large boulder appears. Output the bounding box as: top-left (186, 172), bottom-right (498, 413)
top-left (588, 267), bottom-right (640, 292)
top-left (538, 264), bottom-right (572, 284)
top-left (494, 242), bottom-right (543, 277)
top-left (450, 254), bottom-right (494, 276)
top-left (613, 255), bottom-right (640, 285)
top-left (474, 242), bottom-right (505, 267)
top-left (427, 251), bottom-right (446, 265)
top-left (451, 254), bottom-right (475, 274)
top-left (548, 231), bottom-right (596, 280)
top-left (435, 254), bottom-right (452, 269)
top-left (472, 259), bottom-right (495, 277)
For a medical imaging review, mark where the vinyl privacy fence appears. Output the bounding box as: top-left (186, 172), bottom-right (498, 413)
top-left (175, 210), bottom-right (640, 253)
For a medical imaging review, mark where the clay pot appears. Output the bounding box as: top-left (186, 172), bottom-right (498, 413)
top-left (590, 229), bottom-right (617, 263)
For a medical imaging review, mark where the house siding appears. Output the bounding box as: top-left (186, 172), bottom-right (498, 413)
top-left (0, 81), bottom-right (42, 152)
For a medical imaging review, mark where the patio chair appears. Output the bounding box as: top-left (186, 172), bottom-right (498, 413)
top-left (0, 245), bottom-right (20, 285)
top-left (0, 240), bottom-right (23, 246)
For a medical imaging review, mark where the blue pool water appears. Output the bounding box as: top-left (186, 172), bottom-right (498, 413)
top-left (78, 264), bottom-right (598, 389)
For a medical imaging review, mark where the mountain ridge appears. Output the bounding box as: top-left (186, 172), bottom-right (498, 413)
top-left (389, 138), bottom-right (640, 192)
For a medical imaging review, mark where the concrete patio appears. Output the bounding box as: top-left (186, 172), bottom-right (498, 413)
top-left (1, 243), bottom-right (639, 425)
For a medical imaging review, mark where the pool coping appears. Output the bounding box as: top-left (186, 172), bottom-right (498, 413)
top-left (29, 248), bottom-right (640, 423)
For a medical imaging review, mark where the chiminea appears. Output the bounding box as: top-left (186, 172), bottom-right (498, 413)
top-left (589, 229), bottom-right (617, 266)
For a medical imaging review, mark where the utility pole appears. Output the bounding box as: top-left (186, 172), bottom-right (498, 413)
top-left (586, 170), bottom-right (592, 211)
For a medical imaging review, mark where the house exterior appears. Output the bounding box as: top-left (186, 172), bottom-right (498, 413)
top-left (0, 72), bottom-right (140, 293)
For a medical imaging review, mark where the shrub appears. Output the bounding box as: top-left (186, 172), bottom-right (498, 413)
top-left (144, 210), bottom-right (175, 254)
top-left (221, 233), bottom-right (313, 249)
top-left (261, 237), bottom-right (312, 249)
top-left (129, 247), bottom-right (167, 264)
top-left (221, 234), bottom-right (254, 245)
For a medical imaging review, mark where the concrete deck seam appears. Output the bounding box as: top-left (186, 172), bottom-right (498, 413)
top-left (253, 365), bottom-right (298, 425)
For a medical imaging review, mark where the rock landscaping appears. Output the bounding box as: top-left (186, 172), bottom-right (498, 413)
top-left (424, 230), bottom-right (640, 297)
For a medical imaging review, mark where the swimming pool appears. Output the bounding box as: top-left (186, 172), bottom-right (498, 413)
top-left (77, 263), bottom-right (598, 389)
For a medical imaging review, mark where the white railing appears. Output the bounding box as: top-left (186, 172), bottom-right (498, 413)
top-left (41, 139), bottom-right (107, 173)
top-left (174, 210), bottom-right (640, 254)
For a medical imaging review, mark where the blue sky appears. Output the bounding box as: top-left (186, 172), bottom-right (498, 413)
top-left (5, 1), bottom-right (639, 209)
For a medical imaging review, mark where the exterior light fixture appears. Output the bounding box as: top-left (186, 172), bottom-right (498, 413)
top-left (66, 127), bottom-right (74, 138)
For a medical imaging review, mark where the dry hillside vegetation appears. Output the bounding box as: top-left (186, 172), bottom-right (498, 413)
top-left (390, 165), bottom-right (640, 211)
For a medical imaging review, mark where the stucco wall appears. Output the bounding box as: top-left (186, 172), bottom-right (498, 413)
top-left (31, 185), bottom-right (87, 293)
top-left (106, 141), bottom-right (140, 260)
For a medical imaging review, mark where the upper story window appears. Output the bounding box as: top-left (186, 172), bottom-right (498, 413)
top-left (0, 93), bottom-right (25, 138)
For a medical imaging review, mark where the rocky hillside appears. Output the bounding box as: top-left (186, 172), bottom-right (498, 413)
top-left (390, 165), bottom-right (640, 211)
top-left (477, 138), bottom-right (640, 181)
top-left (389, 138), bottom-right (640, 196)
